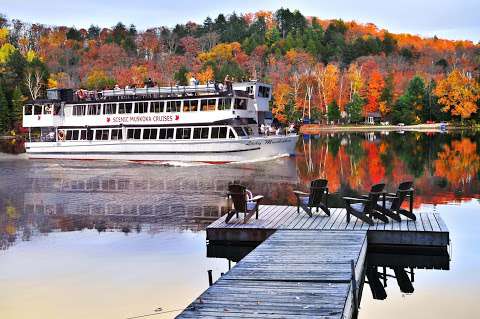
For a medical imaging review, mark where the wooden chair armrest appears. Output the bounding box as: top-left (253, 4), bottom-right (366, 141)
top-left (384, 195), bottom-right (399, 199)
top-left (397, 188), bottom-right (414, 194)
top-left (343, 196), bottom-right (370, 203)
top-left (293, 190), bottom-right (309, 196)
top-left (250, 195), bottom-right (264, 202)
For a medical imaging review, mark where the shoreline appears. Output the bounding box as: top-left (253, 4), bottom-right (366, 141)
top-left (299, 123), bottom-right (480, 133)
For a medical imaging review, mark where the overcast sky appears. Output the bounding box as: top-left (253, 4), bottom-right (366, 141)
top-left (1, 0), bottom-right (479, 42)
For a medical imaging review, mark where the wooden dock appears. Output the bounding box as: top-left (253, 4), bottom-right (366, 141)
top-left (177, 230), bottom-right (367, 319)
top-left (207, 205), bottom-right (449, 247)
top-left (177, 205), bottom-right (450, 318)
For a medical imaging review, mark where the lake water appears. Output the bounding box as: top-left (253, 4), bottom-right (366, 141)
top-left (0, 131), bottom-right (479, 319)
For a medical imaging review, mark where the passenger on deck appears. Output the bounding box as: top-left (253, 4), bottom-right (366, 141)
top-left (189, 76), bottom-right (197, 86)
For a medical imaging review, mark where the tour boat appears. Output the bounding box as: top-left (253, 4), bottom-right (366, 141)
top-left (22, 81), bottom-right (298, 163)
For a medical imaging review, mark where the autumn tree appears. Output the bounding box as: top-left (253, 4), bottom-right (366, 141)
top-left (434, 69), bottom-right (480, 120)
top-left (83, 69), bottom-right (115, 90)
top-left (364, 70), bottom-right (384, 116)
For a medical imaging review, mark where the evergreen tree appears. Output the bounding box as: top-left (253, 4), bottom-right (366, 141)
top-left (11, 86), bottom-right (23, 127)
top-left (406, 76), bottom-right (426, 121)
top-left (327, 100), bottom-right (341, 123)
top-left (0, 85), bottom-right (10, 133)
top-left (380, 73), bottom-right (394, 116)
top-left (391, 95), bottom-right (416, 124)
top-left (346, 93), bottom-right (364, 123)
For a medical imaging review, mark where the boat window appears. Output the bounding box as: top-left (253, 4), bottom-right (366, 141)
top-left (233, 98), bottom-right (247, 110)
top-left (258, 86), bottom-right (270, 98)
top-left (119, 103), bottom-right (133, 114)
top-left (103, 103), bottom-right (117, 114)
top-left (134, 102), bottom-right (148, 113)
top-left (151, 101), bottom-right (164, 113)
top-left (200, 99), bottom-right (216, 111)
top-left (87, 104), bottom-right (101, 115)
top-left (127, 128), bottom-right (141, 139)
top-left (175, 128), bottom-right (191, 139)
top-left (24, 105), bottom-right (33, 115)
top-left (111, 129), bottom-right (123, 140)
top-left (72, 130), bottom-right (79, 140)
top-left (80, 130), bottom-right (87, 140)
top-left (34, 104), bottom-right (42, 115)
top-left (234, 127), bottom-right (246, 137)
top-left (184, 100), bottom-right (198, 112)
top-left (143, 128), bottom-right (158, 140)
top-left (166, 100), bottom-right (181, 112)
top-left (159, 128), bottom-right (174, 139)
top-left (245, 126), bottom-right (253, 136)
top-left (66, 130), bottom-right (73, 140)
top-left (73, 105), bottom-right (86, 116)
top-left (211, 127), bottom-right (228, 139)
top-left (228, 128), bottom-right (236, 138)
top-left (218, 98), bottom-right (232, 110)
top-left (95, 129), bottom-right (109, 140)
top-left (193, 127), bottom-right (209, 139)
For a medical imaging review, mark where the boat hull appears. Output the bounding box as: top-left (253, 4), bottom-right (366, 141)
top-left (25, 135), bottom-right (299, 163)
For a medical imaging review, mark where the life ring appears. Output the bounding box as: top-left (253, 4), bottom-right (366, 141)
top-left (58, 130), bottom-right (65, 141)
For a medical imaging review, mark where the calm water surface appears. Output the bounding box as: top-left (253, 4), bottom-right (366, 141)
top-left (0, 131), bottom-right (479, 319)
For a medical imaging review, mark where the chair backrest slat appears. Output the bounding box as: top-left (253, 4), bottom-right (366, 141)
top-left (391, 181), bottom-right (413, 210)
top-left (365, 183), bottom-right (385, 212)
top-left (309, 179), bottom-right (328, 206)
top-left (228, 184), bottom-right (247, 212)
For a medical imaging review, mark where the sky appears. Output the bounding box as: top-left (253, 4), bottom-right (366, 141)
top-left (1, 0), bottom-right (479, 42)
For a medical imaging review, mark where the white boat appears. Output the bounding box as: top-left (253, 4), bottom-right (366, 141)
top-left (22, 81), bottom-right (298, 163)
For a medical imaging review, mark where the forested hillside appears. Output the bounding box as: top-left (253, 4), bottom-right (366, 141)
top-left (0, 9), bottom-right (479, 132)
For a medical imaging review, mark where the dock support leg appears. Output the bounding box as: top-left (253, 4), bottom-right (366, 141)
top-left (208, 270), bottom-right (213, 286)
top-left (351, 259), bottom-right (358, 317)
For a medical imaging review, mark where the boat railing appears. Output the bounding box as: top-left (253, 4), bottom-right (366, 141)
top-left (101, 84), bottom-right (218, 97)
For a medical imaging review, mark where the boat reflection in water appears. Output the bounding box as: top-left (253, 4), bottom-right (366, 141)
top-left (0, 158), bottom-right (298, 251)
top-left (207, 241), bottom-right (450, 303)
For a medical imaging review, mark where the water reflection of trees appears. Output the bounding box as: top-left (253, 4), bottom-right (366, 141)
top-left (297, 132), bottom-right (480, 206)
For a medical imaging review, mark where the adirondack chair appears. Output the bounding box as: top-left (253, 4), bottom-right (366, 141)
top-left (225, 184), bottom-right (264, 224)
top-left (293, 179), bottom-right (330, 217)
top-left (343, 183), bottom-right (388, 226)
top-left (376, 181), bottom-right (416, 221)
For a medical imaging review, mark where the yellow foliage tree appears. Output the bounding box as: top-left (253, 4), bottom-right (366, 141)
top-left (434, 69), bottom-right (480, 119)
top-left (346, 63), bottom-right (363, 101)
top-left (0, 43), bottom-right (16, 64)
top-left (26, 50), bottom-right (37, 62)
top-left (196, 66), bottom-right (214, 84)
top-left (198, 42), bottom-right (241, 63)
top-left (0, 28), bottom-right (9, 45)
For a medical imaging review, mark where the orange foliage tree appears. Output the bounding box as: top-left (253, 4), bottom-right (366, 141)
top-left (434, 69), bottom-right (480, 119)
top-left (365, 70), bottom-right (385, 115)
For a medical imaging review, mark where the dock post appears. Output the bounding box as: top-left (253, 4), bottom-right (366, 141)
top-left (207, 270), bottom-right (213, 286)
top-left (351, 259), bottom-right (358, 315)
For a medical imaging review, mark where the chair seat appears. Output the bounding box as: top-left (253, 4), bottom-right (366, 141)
top-left (377, 201), bottom-right (393, 209)
top-left (351, 203), bottom-right (365, 212)
top-left (300, 196), bottom-right (310, 206)
top-left (246, 201), bottom-right (257, 211)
